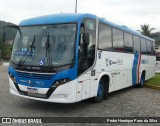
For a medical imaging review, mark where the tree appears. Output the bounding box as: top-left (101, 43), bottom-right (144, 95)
top-left (0, 41), bottom-right (12, 60)
top-left (138, 24), bottom-right (155, 37)
top-left (151, 32), bottom-right (160, 46)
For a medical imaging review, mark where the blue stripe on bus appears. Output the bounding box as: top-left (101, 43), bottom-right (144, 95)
top-left (132, 53), bottom-right (140, 85)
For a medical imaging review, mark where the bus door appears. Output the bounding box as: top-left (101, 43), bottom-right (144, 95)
top-left (77, 19), bottom-right (96, 100)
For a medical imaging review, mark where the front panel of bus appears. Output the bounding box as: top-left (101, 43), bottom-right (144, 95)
top-left (8, 15), bottom-right (98, 103)
top-left (8, 23), bottom-right (80, 103)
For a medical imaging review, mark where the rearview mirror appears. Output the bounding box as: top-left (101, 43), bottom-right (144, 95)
top-left (3, 25), bottom-right (21, 42)
top-left (83, 33), bottom-right (89, 46)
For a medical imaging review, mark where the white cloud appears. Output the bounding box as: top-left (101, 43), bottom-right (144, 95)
top-left (0, 0), bottom-right (160, 31)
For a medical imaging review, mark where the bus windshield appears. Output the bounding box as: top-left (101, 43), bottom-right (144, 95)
top-left (11, 24), bottom-right (76, 67)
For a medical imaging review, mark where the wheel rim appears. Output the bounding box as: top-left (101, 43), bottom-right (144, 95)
top-left (97, 82), bottom-right (103, 97)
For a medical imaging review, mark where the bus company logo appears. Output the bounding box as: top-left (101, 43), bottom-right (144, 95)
top-left (106, 59), bottom-right (123, 66)
top-left (106, 58), bottom-right (117, 66)
top-left (2, 118), bottom-right (11, 123)
top-left (117, 59), bottom-right (123, 65)
top-left (106, 58), bottom-right (111, 66)
top-left (141, 59), bottom-right (149, 64)
top-left (28, 80), bottom-right (33, 84)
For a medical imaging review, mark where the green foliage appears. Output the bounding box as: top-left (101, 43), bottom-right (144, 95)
top-left (0, 41), bottom-right (12, 60)
top-left (145, 74), bottom-right (160, 86)
top-left (138, 24), bottom-right (155, 37)
top-left (0, 20), bottom-right (17, 60)
top-left (151, 32), bottom-right (160, 45)
top-left (138, 24), bottom-right (160, 46)
top-left (0, 20), bottom-right (17, 42)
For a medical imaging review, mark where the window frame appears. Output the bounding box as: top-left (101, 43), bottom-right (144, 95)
top-left (112, 28), bottom-right (124, 52)
top-left (133, 35), bottom-right (141, 54)
top-left (97, 21), bottom-right (155, 55)
top-left (124, 32), bottom-right (134, 53)
top-left (146, 40), bottom-right (152, 55)
top-left (98, 22), bottom-right (113, 51)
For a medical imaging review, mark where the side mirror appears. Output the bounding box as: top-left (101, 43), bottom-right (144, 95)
top-left (83, 33), bottom-right (89, 46)
top-left (3, 25), bottom-right (21, 42)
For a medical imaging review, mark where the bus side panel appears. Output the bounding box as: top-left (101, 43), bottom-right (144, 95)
top-left (139, 55), bottom-right (156, 81)
top-left (89, 72), bottom-right (101, 98)
top-left (94, 51), bottom-right (133, 93)
top-left (77, 73), bottom-right (91, 101)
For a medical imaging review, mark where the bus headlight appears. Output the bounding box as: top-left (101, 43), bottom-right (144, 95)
top-left (9, 73), bottom-right (17, 83)
top-left (52, 78), bottom-right (71, 88)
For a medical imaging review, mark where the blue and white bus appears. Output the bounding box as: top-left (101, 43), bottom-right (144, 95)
top-left (6, 13), bottom-right (156, 103)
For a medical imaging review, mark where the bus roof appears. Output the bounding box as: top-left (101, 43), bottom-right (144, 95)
top-left (19, 13), bottom-right (154, 42)
top-left (19, 13), bottom-right (97, 26)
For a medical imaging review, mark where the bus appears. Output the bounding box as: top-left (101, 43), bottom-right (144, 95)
top-left (5, 13), bottom-right (156, 103)
top-left (156, 51), bottom-right (160, 73)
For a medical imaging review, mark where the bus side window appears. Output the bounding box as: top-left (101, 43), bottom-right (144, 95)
top-left (141, 38), bottom-right (147, 54)
top-left (124, 32), bottom-right (133, 53)
top-left (151, 42), bottom-right (155, 55)
top-left (113, 28), bottom-right (124, 52)
top-left (133, 36), bottom-right (140, 53)
top-left (146, 40), bottom-right (151, 54)
top-left (98, 23), bottom-right (112, 50)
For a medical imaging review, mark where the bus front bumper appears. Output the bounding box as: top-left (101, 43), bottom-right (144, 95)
top-left (9, 76), bottom-right (78, 103)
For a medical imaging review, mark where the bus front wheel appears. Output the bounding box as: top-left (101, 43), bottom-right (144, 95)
top-left (92, 79), bottom-right (104, 103)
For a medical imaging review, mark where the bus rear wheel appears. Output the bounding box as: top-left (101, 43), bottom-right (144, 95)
top-left (92, 79), bottom-right (104, 103)
top-left (137, 73), bottom-right (145, 88)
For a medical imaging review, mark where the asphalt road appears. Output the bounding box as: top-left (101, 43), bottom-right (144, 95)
top-left (0, 66), bottom-right (160, 126)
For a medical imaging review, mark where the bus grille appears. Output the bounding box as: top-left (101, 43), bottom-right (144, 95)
top-left (16, 71), bottom-right (53, 80)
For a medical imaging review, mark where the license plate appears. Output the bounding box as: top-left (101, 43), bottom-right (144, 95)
top-left (27, 87), bottom-right (38, 94)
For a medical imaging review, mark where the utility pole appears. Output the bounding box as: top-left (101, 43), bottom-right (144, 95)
top-left (75, 0), bottom-right (77, 13)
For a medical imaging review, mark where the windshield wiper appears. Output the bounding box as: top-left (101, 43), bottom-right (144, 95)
top-left (17, 35), bottom-right (36, 67)
top-left (45, 34), bottom-right (53, 69)
top-left (30, 35), bottom-right (36, 53)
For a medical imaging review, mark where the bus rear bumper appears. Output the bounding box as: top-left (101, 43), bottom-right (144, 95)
top-left (9, 77), bottom-right (78, 103)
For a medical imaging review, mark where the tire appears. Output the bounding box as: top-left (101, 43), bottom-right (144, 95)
top-left (92, 79), bottom-right (104, 103)
top-left (138, 73), bottom-right (145, 88)
top-left (103, 83), bottom-right (109, 100)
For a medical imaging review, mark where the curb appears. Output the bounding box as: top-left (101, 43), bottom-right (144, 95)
top-left (144, 84), bottom-right (160, 90)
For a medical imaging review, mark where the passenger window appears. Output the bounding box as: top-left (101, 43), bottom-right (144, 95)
top-left (151, 42), bottom-right (155, 55)
top-left (146, 40), bottom-right (151, 54)
top-left (124, 32), bottom-right (133, 52)
top-left (98, 23), bottom-right (112, 50)
top-left (113, 29), bottom-right (124, 52)
top-left (133, 36), bottom-right (140, 53)
top-left (141, 39), bottom-right (147, 54)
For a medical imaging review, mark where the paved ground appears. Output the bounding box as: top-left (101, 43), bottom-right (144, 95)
top-left (0, 66), bottom-right (160, 126)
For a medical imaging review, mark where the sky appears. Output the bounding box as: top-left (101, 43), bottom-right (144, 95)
top-left (0, 0), bottom-right (160, 32)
